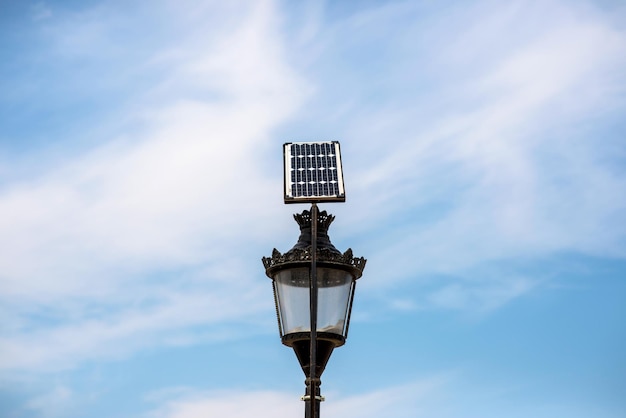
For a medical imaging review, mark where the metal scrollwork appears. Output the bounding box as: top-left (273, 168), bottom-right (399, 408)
top-left (262, 210), bottom-right (367, 279)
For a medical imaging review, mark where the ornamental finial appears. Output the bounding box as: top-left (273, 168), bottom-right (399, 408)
top-left (289, 209), bottom-right (340, 254)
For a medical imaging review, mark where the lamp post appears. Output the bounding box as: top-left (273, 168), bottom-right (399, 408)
top-left (262, 205), bottom-right (366, 418)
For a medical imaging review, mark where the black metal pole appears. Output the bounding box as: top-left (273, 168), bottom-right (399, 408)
top-left (308, 203), bottom-right (319, 418)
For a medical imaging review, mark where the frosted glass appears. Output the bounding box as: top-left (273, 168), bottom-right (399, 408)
top-left (274, 267), bottom-right (353, 336)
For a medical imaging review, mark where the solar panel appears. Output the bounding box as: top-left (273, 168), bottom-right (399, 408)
top-left (283, 141), bottom-right (346, 203)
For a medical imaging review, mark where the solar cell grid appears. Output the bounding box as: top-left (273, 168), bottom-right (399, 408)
top-left (283, 141), bottom-right (345, 203)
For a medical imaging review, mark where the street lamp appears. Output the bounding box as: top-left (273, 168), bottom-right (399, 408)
top-left (262, 141), bottom-right (366, 418)
top-left (262, 207), bottom-right (365, 418)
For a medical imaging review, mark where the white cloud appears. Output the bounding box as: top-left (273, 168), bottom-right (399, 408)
top-left (281, 0), bottom-right (626, 320)
top-left (145, 375), bottom-right (451, 418)
top-left (0, 0), bottom-right (306, 372)
top-left (0, 276), bottom-right (270, 371)
top-left (2, 0), bottom-right (625, 377)
top-left (26, 384), bottom-right (73, 418)
top-left (147, 390), bottom-right (299, 418)
top-left (0, 0), bottom-right (306, 295)
top-left (144, 369), bottom-right (626, 418)
top-left (426, 276), bottom-right (537, 313)
top-left (339, 0), bottom-right (626, 279)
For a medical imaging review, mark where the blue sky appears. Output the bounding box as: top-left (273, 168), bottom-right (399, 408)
top-left (1, 0), bottom-right (625, 417)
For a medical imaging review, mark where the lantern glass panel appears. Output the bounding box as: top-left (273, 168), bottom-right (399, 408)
top-left (274, 267), bottom-right (354, 336)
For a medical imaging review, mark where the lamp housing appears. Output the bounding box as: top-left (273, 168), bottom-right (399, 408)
top-left (262, 209), bottom-right (365, 378)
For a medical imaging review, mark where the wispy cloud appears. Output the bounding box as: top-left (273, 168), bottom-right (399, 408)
top-left (1, 0), bottom-right (625, 383)
top-left (26, 385), bottom-right (73, 418)
top-left (144, 375), bottom-right (451, 418)
top-left (334, 0), bottom-right (626, 278)
top-left (426, 276), bottom-right (537, 313)
top-left (145, 372), bottom-right (621, 418)
top-left (0, 0), bottom-right (306, 372)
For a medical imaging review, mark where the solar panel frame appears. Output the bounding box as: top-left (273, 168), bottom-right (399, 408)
top-left (283, 141), bottom-right (346, 204)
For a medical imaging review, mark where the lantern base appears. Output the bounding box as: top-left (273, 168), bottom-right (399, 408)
top-left (282, 332), bottom-right (345, 379)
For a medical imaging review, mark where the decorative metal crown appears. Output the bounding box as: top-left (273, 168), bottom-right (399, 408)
top-left (262, 247), bottom-right (366, 277)
top-left (262, 210), bottom-right (366, 279)
top-left (293, 209), bottom-right (335, 231)
top-left (289, 209), bottom-right (339, 253)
